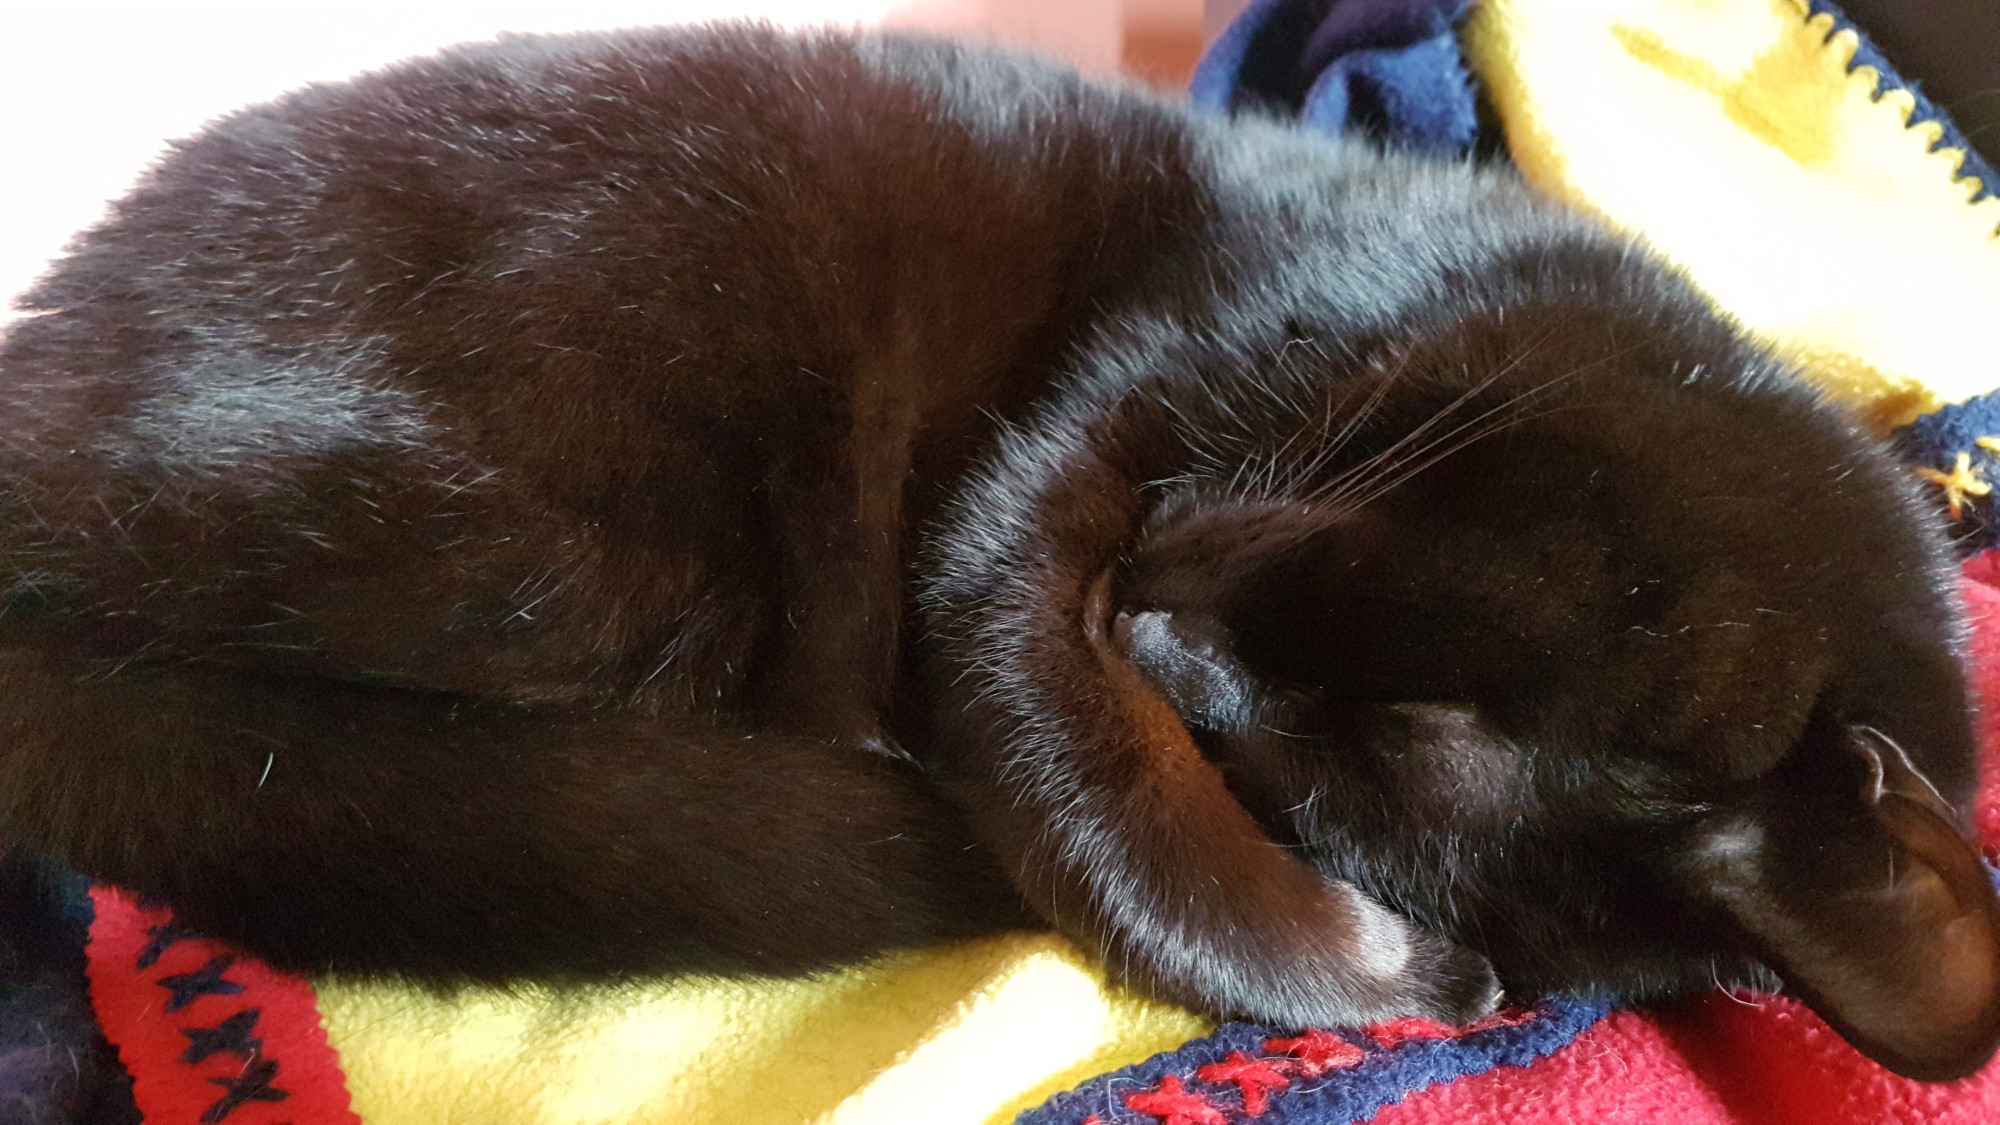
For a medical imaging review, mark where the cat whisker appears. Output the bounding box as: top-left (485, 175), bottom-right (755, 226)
top-left (1263, 351), bottom-right (1414, 504)
top-left (1308, 343), bottom-right (1635, 519)
top-left (1309, 323), bottom-right (1628, 507)
top-left (1307, 390), bottom-right (1542, 517)
top-left (1279, 784), bottom-right (1327, 817)
top-left (1297, 343), bottom-right (1550, 511)
top-left (1321, 396), bottom-right (1580, 519)
top-left (1712, 963), bottom-right (1766, 1006)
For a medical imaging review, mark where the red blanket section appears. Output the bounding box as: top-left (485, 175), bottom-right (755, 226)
top-left (1367, 558), bottom-right (2000, 1124)
top-left (85, 888), bottom-right (359, 1125)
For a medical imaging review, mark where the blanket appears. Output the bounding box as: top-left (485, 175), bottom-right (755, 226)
top-left (13, 0), bottom-right (2000, 1121)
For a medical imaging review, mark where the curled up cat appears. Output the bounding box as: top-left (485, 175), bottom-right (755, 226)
top-left (0, 22), bottom-right (1995, 1082)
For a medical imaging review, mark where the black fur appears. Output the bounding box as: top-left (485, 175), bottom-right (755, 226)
top-left (0, 23), bottom-right (1995, 1081)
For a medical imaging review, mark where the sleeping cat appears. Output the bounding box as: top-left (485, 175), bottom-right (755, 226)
top-left (0, 22), bottom-right (1995, 1082)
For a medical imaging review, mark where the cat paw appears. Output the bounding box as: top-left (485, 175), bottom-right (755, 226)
top-left (1280, 929), bottom-right (1501, 1029)
top-left (1145, 886), bottom-right (1503, 1031)
top-left (1398, 932), bottom-right (1504, 1024)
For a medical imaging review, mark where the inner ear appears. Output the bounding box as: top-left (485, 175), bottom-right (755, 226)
top-left (1692, 723), bottom-right (2000, 1081)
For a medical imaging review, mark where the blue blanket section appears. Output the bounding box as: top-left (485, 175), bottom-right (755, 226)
top-left (1191, 0), bottom-right (1477, 154)
top-left (1895, 391), bottom-right (2000, 552)
top-left (1193, 0), bottom-right (2000, 205)
top-left (0, 850), bottom-right (138, 1124)
top-left (1019, 998), bottom-right (1614, 1125)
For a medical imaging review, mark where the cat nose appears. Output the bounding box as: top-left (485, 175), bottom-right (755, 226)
top-left (1114, 610), bottom-right (1186, 664)
top-left (1111, 608), bottom-right (1139, 650)
top-left (1117, 610), bottom-right (1196, 679)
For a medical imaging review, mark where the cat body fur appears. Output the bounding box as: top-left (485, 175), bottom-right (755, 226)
top-left (0, 23), bottom-right (1994, 1080)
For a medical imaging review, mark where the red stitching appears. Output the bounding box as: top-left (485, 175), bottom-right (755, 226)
top-left (1195, 1051), bottom-right (1291, 1115)
top-left (1362, 1017), bottom-right (1459, 1049)
top-left (85, 887), bottom-right (360, 1125)
top-left (1263, 1028), bottom-right (1365, 1075)
top-left (1367, 1007), bottom-right (1540, 1049)
top-left (1113, 1009), bottom-right (1544, 1125)
top-left (1124, 1074), bottom-right (1229, 1125)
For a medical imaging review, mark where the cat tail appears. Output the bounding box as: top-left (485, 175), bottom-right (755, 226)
top-left (0, 645), bottom-right (1026, 981)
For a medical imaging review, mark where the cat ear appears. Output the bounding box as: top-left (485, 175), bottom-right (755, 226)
top-left (1693, 724), bottom-right (2000, 1080)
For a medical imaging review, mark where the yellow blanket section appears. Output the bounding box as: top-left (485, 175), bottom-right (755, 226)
top-left (312, 4), bottom-right (2000, 1122)
top-left (1465, 0), bottom-right (2000, 428)
top-left (317, 933), bottom-right (1206, 1125)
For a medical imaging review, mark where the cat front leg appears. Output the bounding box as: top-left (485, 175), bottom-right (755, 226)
top-left (923, 441), bottom-right (1498, 1028)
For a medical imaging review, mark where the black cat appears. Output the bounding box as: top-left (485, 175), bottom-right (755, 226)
top-left (0, 23), bottom-right (1993, 1081)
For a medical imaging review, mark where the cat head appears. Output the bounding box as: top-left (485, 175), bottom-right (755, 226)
top-left (1109, 299), bottom-right (2000, 1080)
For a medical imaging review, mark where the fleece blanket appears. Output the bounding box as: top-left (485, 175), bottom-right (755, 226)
top-left (12, 0), bottom-right (2000, 1122)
